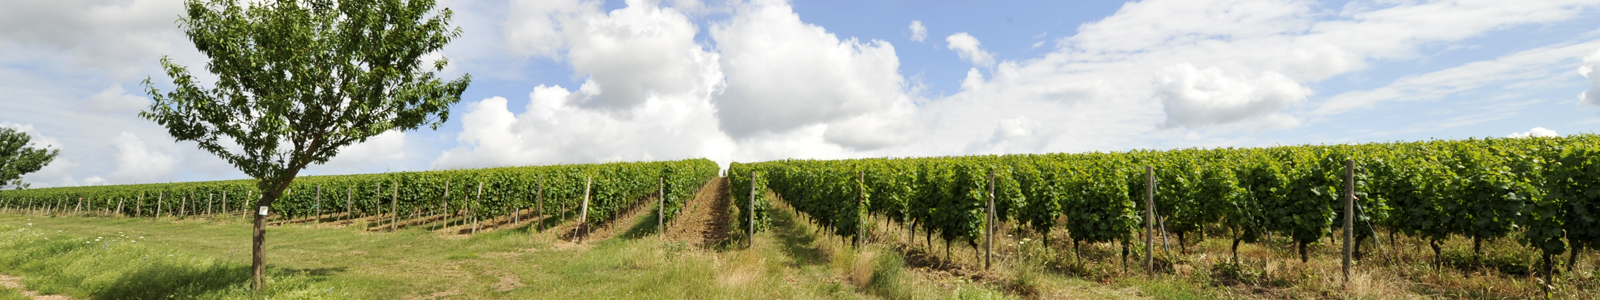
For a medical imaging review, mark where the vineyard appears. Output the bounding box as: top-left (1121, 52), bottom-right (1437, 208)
top-left (6, 135), bottom-right (1600, 298)
top-left (0, 158), bottom-right (720, 234)
top-left (730, 134), bottom-right (1600, 288)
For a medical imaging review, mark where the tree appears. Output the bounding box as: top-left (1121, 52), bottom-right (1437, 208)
top-left (141, 0), bottom-right (470, 290)
top-left (0, 127), bottom-right (60, 190)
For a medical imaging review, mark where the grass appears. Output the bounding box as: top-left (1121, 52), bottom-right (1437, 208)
top-left (0, 287), bottom-right (28, 300)
top-left (0, 202), bottom-right (1038, 299)
top-left (21, 189), bottom-right (1589, 299)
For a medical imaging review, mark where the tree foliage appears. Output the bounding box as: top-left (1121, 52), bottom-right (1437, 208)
top-left (140, 0), bottom-right (471, 290)
top-left (0, 127), bottom-right (59, 190)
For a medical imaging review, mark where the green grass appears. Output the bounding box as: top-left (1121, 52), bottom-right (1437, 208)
top-left (0, 286), bottom-right (29, 300)
top-left (0, 209), bottom-right (1031, 299)
top-left (2, 203), bottom-right (1252, 300)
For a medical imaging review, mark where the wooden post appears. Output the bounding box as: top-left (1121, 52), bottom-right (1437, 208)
top-left (1343, 159), bottom-right (1355, 282)
top-left (314, 186), bottom-right (322, 222)
top-left (473, 182), bottom-right (482, 235)
top-left (207, 193), bottom-right (214, 217)
top-left (578, 177), bottom-right (592, 243)
top-left (137, 195), bottom-right (143, 217)
top-left (986, 169), bottom-right (996, 270)
top-left (157, 192), bottom-right (164, 219)
top-left (857, 170), bottom-right (865, 247)
top-left (440, 182), bottom-right (449, 229)
top-left (346, 187), bottom-right (354, 221)
top-left (391, 182), bottom-right (399, 232)
top-left (748, 171), bottom-right (756, 248)
top-left (75, 197), bottom-right (82, 215)
top-left (536, 175), bottom-right (544, 232)
top-left (116, 198), bottom-right (124, 216)
top-left (364, 183), bottom-right (374, 219)
top-left (1145, 165), bottom-right (1155, 275)
top-left (536, 175), bottom-right (544, 218)
top-left (659, 177), bottom-right (665, 240)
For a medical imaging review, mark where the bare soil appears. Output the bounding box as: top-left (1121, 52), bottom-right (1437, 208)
top-left (429, 206), bottom-right (552, 235)
top-left (0, 274), bottom-right (71, 300)
top-left (551, 194), bottom-right (655, 243)
top-left (663, 177), bottom-right (733, 248)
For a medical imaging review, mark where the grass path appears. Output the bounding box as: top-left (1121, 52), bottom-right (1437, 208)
top-left (0, 177), bottom-right (1345, 300)
top-left (0, 179), bottom-right (1045, 299)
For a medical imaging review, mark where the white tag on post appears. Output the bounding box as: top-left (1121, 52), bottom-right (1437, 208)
top-left (258, 206), bottom-right (269, 216)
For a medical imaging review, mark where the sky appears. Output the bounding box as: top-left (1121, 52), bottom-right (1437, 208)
top-left (3, 0), bottom-right (1600, 188)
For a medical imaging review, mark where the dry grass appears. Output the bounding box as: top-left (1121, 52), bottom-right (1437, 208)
top-left (714, 250), bottom-right (765, 287)
top-left (803, 199), bottom-right (1600, 300)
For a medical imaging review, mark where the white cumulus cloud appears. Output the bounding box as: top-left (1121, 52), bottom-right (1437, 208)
top-left (86, 84), bottom-right (146, 112)
top-left (945, 32), bottom-right (994, 68)
top-left (908, 20), bottom-right (926, 42)
top-left (107, 132), bottom-right (175, 184)
top-left (1509, 127), bottom-right (1558, 138)
top-left (1156, 63), bottom-right (1310, 128)
top-left (1581, 48), bottom-right (1600, 106)
top-left (433, 87), bottom-right (734, 169)
top-left (564, 1), bottom-right (720, 110)
top-left (307, 131), bottom-right (409, 175)
top-left (503, 0), bottom-right (600, 59)
top-left (710, 0), bottom-right (918, 147)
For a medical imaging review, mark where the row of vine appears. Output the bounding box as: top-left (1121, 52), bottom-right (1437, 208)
top-left (730, 135), bottom-right (1600, 273)
top-left (0, 158), bottom-right (719, 228)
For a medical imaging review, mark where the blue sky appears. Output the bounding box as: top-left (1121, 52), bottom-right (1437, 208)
top-left (3, 0), bottom-right (1600, 187)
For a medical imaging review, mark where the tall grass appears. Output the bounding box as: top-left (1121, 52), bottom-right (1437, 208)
top-left (0, 222), bottom-right (330, 299)
top-left (0, 286), bottom-right (28, 300)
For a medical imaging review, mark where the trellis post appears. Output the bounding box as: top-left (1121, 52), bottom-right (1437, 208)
top-left (1343, 159), bottom-right (1355, 282)
top-left (986, 169), bottom-right (995, 270)
top-left (1145, 165), bottom-right (1155, 275)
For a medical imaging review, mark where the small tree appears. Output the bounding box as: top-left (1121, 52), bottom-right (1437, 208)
top-left (141, 0), bottom-right (470, 290)
top-left (0, 127), bottom-right (60, 190)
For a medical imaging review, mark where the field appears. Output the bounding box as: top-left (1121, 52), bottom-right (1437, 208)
top-left (0, 179), bottom-right (1021, 299)
top-left (0, 178), bottom-right (1596, 299)
top-left (6, 136), bottom-right (1600, 299)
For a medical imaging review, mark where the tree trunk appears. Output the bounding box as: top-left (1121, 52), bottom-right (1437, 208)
top-left (1473, 236), bottom-right (1482, 268)
top-left (971, 239), bottom-right (980, 263)
top-left (252, 190), bottom-right (278, 291)
top-left (908, 218), bottom-right (921, 245)
top-left (1043, 230), bottom-right (1050, 248)
top-left (1232, 238), bottom-right (1242, 263)
top-left (1121, 240), bottom-right (1129, 273)
top-left (1178, 231), bottom-right (1189, 255)
top-left (1570, 243), bottom-right (1582, 273)
top-left (1298, 241), bottom-right (1309, 263)
top-left (1073, 239), bottom-right (1081, 262)
top-left (1355, 236), bottom-right (1365, 261)
top-left (1430, 239), bottom-right (1443, 271)
top-left (945, 238), bottom-right (951, 263)
top-left (1543, 253), bottom-right (1555, 298)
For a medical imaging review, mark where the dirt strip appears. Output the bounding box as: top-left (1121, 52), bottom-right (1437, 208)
top-left (0, 274), bottom-right (70, 300)
top-left (663, 177), bottom-right (732, 248)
